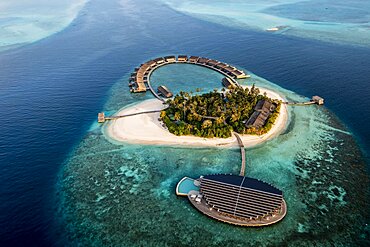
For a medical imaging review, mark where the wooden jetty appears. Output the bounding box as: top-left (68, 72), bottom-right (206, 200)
top-left (233, 132), bottom-right (246, 176)
top-left (284, 96), bottom-right (324, 106)
top-left (97, 110), bottom-right (163, 123)
top-left (98, 112), bottom-right (105, 123)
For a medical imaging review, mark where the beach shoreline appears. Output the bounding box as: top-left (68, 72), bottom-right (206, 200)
top-left (103, 87), bottom-right (288, 148)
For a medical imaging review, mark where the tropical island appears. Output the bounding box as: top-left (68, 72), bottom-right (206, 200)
top-left (102, 54), bottom-right (290, 147)
top-left (104, 85), bottom-right (287, 147)
top-left (101, 55), bottom-right (326, 227)
top-left (161, 85), bottom-right (281, 138)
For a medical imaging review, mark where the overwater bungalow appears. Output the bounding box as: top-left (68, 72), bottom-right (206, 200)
top-left (177, 55), bottom-right (188, 62)
top-left (164, 55), bottom-right (176, 63)
top-left (153, 57), bottom-right (165, 64)
top-left (146, 60), bottom-right (157, 67)
top-left (215, 63), bottom-right (228, 70)
top-left (312, 96), bottom-right (324, 105)
top-left (222, 77), bottom-right (237, 89)
top-left (206, 59), bottom-right (219, 67)
top-left (157, 85), bottom-right (173, 98)
top-left (231, 70), bottom-right (249, 79)
top-left (222, 65), bottom-right (236, 74)
top-left (197, 57), bottom-right (209, 64)
top-left (189, 56), bottom-right (200, 63)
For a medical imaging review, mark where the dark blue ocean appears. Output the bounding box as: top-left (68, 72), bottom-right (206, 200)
top-left (0, 0), bottom-right (369, 246)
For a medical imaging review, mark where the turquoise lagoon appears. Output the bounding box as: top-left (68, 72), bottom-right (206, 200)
top-left (58, 64), bottom-right (369, 246)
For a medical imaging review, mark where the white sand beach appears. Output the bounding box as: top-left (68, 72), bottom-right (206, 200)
top-left (104, 87), bottom-right (288, 147)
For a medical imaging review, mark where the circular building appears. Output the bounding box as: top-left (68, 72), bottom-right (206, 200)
top-left (177, 174), bottom-right (286, 226)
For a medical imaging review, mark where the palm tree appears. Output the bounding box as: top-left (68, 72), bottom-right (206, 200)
top-left (202, 120), bottom-right (212, 129)
top-left (174, 112), bottom-right (181, 121)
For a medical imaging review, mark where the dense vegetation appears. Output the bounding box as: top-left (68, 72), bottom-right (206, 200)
top-left (160, 85), bottom-right (280, 138)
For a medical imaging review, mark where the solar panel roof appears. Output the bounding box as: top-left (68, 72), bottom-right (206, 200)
top-left (202, 174), bottom-right (282, 196)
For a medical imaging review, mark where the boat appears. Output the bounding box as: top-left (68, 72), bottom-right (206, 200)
top-left (266, 27), bottom-right (279, 32)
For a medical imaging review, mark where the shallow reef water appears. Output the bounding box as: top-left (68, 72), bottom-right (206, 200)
top-left (161, 0), bottom-right (370, 47)
top-left (0, 0), bottom-right (88, 50)
top-left (57, 66), bottom-right (369, 246)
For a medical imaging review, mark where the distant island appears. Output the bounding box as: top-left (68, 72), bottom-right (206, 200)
top-left (161, 85), bottom-right (281, 138)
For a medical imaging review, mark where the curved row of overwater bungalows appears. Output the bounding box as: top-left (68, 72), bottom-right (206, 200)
top-left (129, 55), bottom-right (250, 93)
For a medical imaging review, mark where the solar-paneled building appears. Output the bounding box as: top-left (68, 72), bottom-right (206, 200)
top-left (199, 174), bottom-right (283, 220)
top-left (178, 174), bottom-right (286, 226)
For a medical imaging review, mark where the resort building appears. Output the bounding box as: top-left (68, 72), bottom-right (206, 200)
top-left (146, 60), bottom-right (157, 67)
top-left (176, 174), bottom-right (286, 226)
top-left (255, 99), bottom-right (276, 112)
top-left (197, 57), bottom-right (209, 64)
top-left (157, 85), bottom-right (173, 98)
top-left (222, 77), bottom-right (237, 89)
top-left (206, 59), bottom-right (220, 67)
top-left (215, 63), bottom-right (228, 70)
top-left (189, 56), bottom-right (200, 63)
top-left (164, 56), bottom-right (176, 63)
top-left (153, 57), bottom-right (165, 64)
top-left (231, 69), bottom-right (249, 79)
top-left (312, 96), bottom-right (324, 105)
top-left (245, 111), bottom-right (270, 129)
top-left (245, 100), bottom-right (276, 129)
top-left (177, 55), bottom-right (188, 62)
top-left (222, 65), bottom-right (236, 75)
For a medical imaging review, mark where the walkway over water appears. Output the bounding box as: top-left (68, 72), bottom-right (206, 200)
top-left (98, 110), bottom-right (162, 123)
top-left (283, 96), bottom-right (324, 106)
top-left (233, 132), bottom-right (246, 176)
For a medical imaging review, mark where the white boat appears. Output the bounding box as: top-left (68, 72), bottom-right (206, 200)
top-left (266, 27), bottom-right (279, 32)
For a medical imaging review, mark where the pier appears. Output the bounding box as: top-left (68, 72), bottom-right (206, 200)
top-left (97, 110), bottom-right (162, 123)
top-left (284, 96), bottom-right (324, 106)
top-left (233, 132), bottom-right (246, 176)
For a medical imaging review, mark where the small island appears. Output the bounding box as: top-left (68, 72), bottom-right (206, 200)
top-left (99, 55), bottom-right (328, 227)
top-left (160, 85), bottom-right (281, 138)
top-left (103, 55), bottom-right (289, 147)
top-left (103, 85), bottom-right (287, 147)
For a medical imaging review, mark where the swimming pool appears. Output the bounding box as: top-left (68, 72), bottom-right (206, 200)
top-left (176, 177), bottom-right (199, 196)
